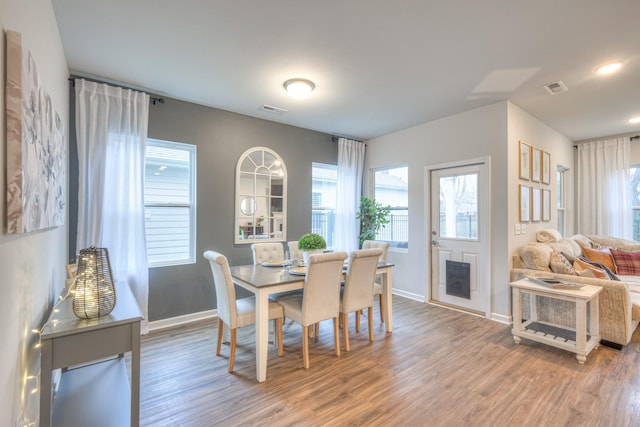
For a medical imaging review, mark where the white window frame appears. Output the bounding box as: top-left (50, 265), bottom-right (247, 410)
top-left (145, 138), bottom-right (197, 268)
top-left (557, 164), bottom-right (569, 237)
top-left (312, 162), bottom-right (337, 249)
top-left (371, 163), bottom-right (409, 252)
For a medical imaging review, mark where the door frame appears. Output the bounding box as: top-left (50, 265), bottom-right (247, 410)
top-left (424, 156), bottom-right (492, 318)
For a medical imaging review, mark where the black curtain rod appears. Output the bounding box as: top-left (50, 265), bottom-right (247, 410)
top-left (331, 136), bottom-right (365, 144)
top-left (68, 76), bottom-right (165, 105)
top-left (573, 135), bottom-right (640, 148)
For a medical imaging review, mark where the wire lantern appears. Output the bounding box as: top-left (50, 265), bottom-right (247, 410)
top-left (72, 247), bottom-right (116, 319)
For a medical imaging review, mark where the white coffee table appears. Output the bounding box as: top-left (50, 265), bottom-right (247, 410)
top-left (510, 278), bottom-right (602, 364)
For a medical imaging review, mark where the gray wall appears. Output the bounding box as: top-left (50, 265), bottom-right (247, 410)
top-left (147, 99), bottom-right (337, 320)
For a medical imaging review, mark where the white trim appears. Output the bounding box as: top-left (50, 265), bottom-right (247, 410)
top-left (490, 312), bottom-right (511, 325)
top-left (424, 156), bottom-right (492, 319)
top-left (148, 309), bottom-right (217, 333)
top-left (392, 289), bottom-right (425, 302)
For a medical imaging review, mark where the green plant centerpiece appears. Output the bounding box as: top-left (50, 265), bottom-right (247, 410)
top-left (356, 197), bottom-right (391, 248)
top-left (297, 232), bottom-right (327, 265)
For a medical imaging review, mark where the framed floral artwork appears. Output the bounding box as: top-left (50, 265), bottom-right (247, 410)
top-left (543, 189), bottom-right (551, 221)
top-left (532, 187), bottom-right (541, 221)
top-left (519, 141), bottom-right (531, 180)
top-left (542, 151), bottom-right (551, 185)
top-left (531, 147), bottom-right (542, 183)
top-left (519, 185), bottom-right (530, 222)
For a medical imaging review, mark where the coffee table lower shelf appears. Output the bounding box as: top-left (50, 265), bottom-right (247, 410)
top-left (513, 320), bottom-right (600, 362)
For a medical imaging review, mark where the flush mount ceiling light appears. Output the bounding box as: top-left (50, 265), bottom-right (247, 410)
top-left (283, 78), bottom-right (315, 99)
top-left (595, 61), bottom-right (624, 75)
top-left (630, 117), bottom-right (640, 124)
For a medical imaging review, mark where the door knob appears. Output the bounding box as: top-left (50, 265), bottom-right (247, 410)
top-left (432, 239), bottom-right (439, 246)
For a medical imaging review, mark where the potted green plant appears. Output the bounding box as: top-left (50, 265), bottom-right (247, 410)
top-left (297, 232), bottom-right (327, 265)
top-left (356, 197), bottom-right (391, 248)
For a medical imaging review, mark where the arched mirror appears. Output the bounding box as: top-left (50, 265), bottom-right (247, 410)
top-left (235, 147), bottom-right (287, 244)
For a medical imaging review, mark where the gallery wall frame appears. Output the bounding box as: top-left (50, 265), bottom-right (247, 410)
top-left (519, 184), bottom-right (530, 222)
top-left (5, 30), bottom-right (66, 234)
top-left (531, 147), bottom-right (542, 183)
top-left (542, 151), bottom-right (551, 185)
top-left (532, 187), bottom-right (542, 222)
top-left (542, 189), bottom-right (551, 221)
top-left (519, 141), bottom-right (531, 180)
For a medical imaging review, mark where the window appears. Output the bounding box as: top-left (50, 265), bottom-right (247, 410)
top-left (630, 166), bottom-right (640, 241)
top-left (144, 139), bottom-right (196, 267)
top-left (373, 165), bottom-right (408, 248)
top-left (312, 163), bottom-right (337, 248)
top-left (557, 165), bottom-right (569, 237)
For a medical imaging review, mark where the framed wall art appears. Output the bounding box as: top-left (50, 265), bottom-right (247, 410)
top-left (5, 30), bottom-right (66, 234)
top-left (519, 185), bottom-right (530, 222)
top-left (519, 141), bottom-right (531, 180)
top-left (532, 187), bottom-right (541, 221)
top-left (542, 189), bottom-right (551, 221)
top-left (531, 147), bottom-right (541, 183)
top-left (542, 151), bottom-right (551, 185)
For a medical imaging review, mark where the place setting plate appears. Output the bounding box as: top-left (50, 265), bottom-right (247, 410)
top-left (288, 266), bottom-right (307, 276)
top-left (262, 259), bottom-right (288, 267)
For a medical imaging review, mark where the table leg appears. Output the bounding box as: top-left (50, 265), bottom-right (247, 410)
top-left (512, 287), bottom-right (522, 344)
top-left (40, 340), bottom-right (53, 427)
top-left (576, 299), bottom-right (587, 364)
top-left (131, 321), bottom-right (141, 427)
top-left (255, 289), bottom-right (269, 382)
top-left (382, 268), bottom-right (393, 332)
top-left (590, 296), bottom-right (600, 348)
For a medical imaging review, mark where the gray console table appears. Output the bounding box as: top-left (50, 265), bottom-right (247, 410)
top-left (40, 281), bottom-right (143, 427)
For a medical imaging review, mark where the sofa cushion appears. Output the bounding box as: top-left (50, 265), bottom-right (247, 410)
top-left (574, 258), bottom-right (609, 279)
top-left (589, 235), bottom-right (640, 251)
top-left (536, 229), bottom-right (562, 243)
top-left (549, 238), bottom-right (582, 259)
top-left (516, 243), bottom-right (553, 271)
top-left (629, 292), bottom-right (640, 321)
top-left (610, 248), bottom-right (640, 276)
top-left (581, 246), bottom-right (616, 272)
top-left (549, 250), bottom-right (576, 275)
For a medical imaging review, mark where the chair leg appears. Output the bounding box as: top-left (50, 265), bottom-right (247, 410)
top-left (333, 317), bottom-right (341, 357)
top-left (356, 310), bottom-right (361, 332)
top-left (216, 318), bottom-right (224, 356)
top-left (302, 325), bottom-right (310, 369)
top-left (343, 312), bottom-right (350, 352)
top-left (228, 328), bottom-right (237, 373)
top-left (368, 306), bottom-right (374, 342)
top-left (276, 318), bottom-right (284, 357)
top-left (379, 294), bottom-right (385, 322)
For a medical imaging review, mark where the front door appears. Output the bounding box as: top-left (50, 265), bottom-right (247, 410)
top-left (430, 162), bottom-right (489, 314)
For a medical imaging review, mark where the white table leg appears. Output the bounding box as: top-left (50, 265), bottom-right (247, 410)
top-left (382, 268), bottom-right (393, 332)
top-left (131, 321), bottom-right (141, 427)
top-left (255, 289), bottom-right (269, 382)
top-left (40, 339), bottom-right (53, 427)
top-left (590, 295), bottom-right (600, 348)
top-left (576, 299), bottom-right (587, 364)
top-left (512, 287), bottom-right (522, 344)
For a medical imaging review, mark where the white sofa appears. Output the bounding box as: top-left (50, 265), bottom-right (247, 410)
top-left (511, 233), bottom-right (640, 347)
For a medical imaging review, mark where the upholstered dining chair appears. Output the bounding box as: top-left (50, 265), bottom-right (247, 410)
top-left (275, 251), bottom-right (348, 369)
top-left (251, 242), bottom-right (285, 265)
top-left (362, 240), bottom-right (391, 322)
top-left (340, 248), bottom-right (383, 351)
top-left (204, 251), bottom-right (284, 372)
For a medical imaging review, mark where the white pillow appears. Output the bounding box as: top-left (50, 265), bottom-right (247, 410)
top-left (536, 229), bottom-right (562, 243)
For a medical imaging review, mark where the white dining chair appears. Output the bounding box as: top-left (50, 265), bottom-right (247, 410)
top-left (251, 242), bottom-right (285, 265)
top-left (340, 248), bottom-right (383, 351)
top-left (204, 251), bottom-right (284, 372)
top-left (275, 251), bottom-right (348, 369)
top-left (362, 240), bottom-right (391, 322)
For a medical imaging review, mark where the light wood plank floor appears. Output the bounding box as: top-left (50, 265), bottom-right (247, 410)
top-left (139, 297), bottom-right (640, 427)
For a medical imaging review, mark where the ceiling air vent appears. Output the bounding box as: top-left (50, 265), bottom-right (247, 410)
top-left (543, 80), bottom-right (568, 95)
top-left (260, 104), bottom-right (288, 115)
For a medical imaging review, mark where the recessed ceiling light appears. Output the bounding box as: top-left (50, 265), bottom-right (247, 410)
top-left (630, 117), bottom-right (640, 124)
top-left (595, 61), bottom-right (624, 75)
top-left (283, 78), bottom-right (315, 99)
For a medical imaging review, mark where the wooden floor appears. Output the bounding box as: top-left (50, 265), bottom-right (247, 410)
top-left (138, 297), bottom-right (640, 427)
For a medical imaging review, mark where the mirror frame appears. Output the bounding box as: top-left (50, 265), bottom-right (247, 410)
top-left (235, 146), bottom-right (287, 244)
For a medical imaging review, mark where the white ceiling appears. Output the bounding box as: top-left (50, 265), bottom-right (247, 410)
top-left (51, 0), bottom-right (640, 141)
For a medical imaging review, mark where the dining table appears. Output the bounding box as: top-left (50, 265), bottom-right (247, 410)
top-left (229, 261), bottom-right (394, 382)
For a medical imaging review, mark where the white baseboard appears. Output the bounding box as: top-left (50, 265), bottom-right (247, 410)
top-left (149, 309), bottom-right (217, 332)
top-left (490, 312), bottom-right (511, 325)
top-left (392, 289), bottom-right (426, 302)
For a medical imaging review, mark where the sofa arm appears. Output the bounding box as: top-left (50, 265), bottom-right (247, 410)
top-left (510, 268), bottom-right (635, 346)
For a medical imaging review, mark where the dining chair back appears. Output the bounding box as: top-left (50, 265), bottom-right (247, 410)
top-left (204, 250), bottom-right (283, 372)
top-left (276, 251), bottom-right (348, 368)
top-left (251, 242), bottom-right (284, 265)
top-left (362, 240), bottom-right (391, 322)
top-left (341, 248), bottom-right (383, 351)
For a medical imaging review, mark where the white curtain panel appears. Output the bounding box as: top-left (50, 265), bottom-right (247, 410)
top-left (577, 138), bottom-right (631, 239)
top-left (75, 79), bottom-right (150, 333)
top-left (334, 138), bottom-right (365, 252)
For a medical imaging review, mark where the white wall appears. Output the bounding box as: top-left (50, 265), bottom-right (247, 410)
top-left (366, 101), bottom-right (509, 320)
top-left (0, 1), bottom-right (69, 425)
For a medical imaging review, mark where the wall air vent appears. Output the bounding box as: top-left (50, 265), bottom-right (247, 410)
top-left (260, 104), bottom-right (288, 115)
top-left (543, 80), bottom-right (568, 95)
